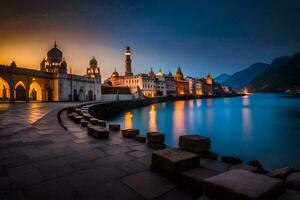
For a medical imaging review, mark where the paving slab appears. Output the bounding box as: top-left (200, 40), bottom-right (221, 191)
top-left (7, 164), bottom-right (44, 188)
top-left (66, 165), bottom-right (127, 198)
top-left (203, 169), bottom-right (285, 200)
top-left (121, 171), bottom-right (176, 199)
top-left (25, 178), bottom-right (79, 200)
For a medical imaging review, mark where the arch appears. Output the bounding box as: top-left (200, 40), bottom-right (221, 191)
top-left (78, 89), bottom-right (84, 101)
top-left (88, 90), bottom-right (93, 101)
top-left (0, 77), bottom-right (10, 101)
top-left (15, 81), bottom-right (26, 101)
top-left (29, 81), bottom-right (42, 101)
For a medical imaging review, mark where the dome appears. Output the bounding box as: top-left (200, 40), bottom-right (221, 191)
top-left (111, 68), bottom-right (119, 77)
top-left (90, 56), bottom-right (97, 66)
top-left (47, 42), bottom-right (63, 63)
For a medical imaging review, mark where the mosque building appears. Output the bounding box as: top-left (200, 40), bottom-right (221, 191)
top-left (0, 42), bottom-right (101, 102)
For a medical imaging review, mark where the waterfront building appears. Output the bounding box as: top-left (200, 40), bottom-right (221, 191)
top-left (0, 42), bottom-right (101, 102)
top-left (202, 74), bottom-right (213, 95)
top-left (108, 47), bottom-right (158, 97)
top-left (186, 76), bottom-right (203, 96)
top-left (174, 67), bottom-right (189, 95)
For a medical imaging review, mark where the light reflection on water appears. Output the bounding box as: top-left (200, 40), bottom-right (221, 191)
top-left (108, 94), bottom-right (300, 169)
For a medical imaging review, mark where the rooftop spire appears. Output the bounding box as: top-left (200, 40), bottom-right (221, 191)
top-left (54, 41), bottom-right (57, 48)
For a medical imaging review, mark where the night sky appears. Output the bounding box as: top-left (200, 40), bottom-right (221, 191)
top-left (1, 0), bottom-right (300, 79)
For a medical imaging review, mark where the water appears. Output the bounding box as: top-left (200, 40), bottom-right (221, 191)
top-left (107, 93), bottom-right (300, 170)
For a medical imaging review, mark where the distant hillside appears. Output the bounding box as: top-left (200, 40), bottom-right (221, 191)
top-left (223, 63), bottom-right (269, 89)
top-left (251, 53), bottom-right (300, 92)
top-left (214, 73), bottom-right (231, 83)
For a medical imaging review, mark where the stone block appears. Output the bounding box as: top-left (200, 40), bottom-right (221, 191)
top-left (87, 125), bottom-right (109, 139)
top-left (202, 169), bottom-right (285, 200)
top-left (230, 164), bottom-right (260, 173)
top-left (147, 143), bottom-right (166, 149)
top-left (179, 135), bottom-right (211, 154)
top-left (98, 120), bottom-right (106, 127)
top-left (109, 124), bottom-right (121, 131)
top-left (74, 116), bottom-right (83, 124)
top-left (67, 113), bottom-right (73, 119)
top-left (267, 166), bottom-right (293, 179)
top-left (121, 129), bottom-right (140, 138)
top-left (121, 171), bottom-right (176, 199)
top-left (135, 135), bottom-right (146, 143)
top-left (201, 158), bottom-right (231, 173)
top-left (286, 172), bottom-right (300, 191)
top-left (90, 118), bottom-right (99, 125)
top-left (147, 132), bottom-right (165, 144)
top-left (221, 156), bottom-right (242, 165)
top-left (201, 151), bottom-right (218, 160)
top-left (80, 119), bottom-right (88, 127)
top-left (181, 167), bottom-right (220, 192)
top-left (278, 189), bottom-right (300, 200)
top-left (247, 160), bottom-right (264, 172)
top-left (75, 108), bottom-right (82, 115)
top-left (83, 114), bottom-right (91, 121)
top-left (151, 148), bottom-right (200, 178)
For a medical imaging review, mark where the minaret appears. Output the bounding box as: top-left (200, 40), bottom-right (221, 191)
top-left (125, 46), bottom-right (133, 76)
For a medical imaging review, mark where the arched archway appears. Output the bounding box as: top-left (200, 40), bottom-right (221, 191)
top-left (0, 77), bottom-right (10, 101)
top-left (78, 89), bottom-right (84, 101)
top-left (15, 81), bottom-right (26, 101)
top-left (88, 90), bottom-right (93, 101)
top-left (29, 81), bottom-right (42, 101)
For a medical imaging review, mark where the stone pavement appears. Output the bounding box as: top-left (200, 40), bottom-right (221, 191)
top-left (0, 103), bottom-right (198, 200)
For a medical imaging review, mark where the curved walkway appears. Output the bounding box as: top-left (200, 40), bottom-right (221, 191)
top-left (0, 103), bottom-right (196, 200)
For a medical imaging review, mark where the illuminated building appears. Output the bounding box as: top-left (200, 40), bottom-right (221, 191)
top-left (174, 67), bottom-right (189, 95)
top-left (0, 42), bottom-right (101, 102)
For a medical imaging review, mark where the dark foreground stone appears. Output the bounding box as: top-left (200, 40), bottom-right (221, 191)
top-left (135, 135), bottom-right (146, 143)
top-left (181, 167), bottom-right (220, 192)
top-left (247, 160), bottom-right (264, 171)
top-left (200, 151), bottom-right (218, 160)
top-left (230, 164), bottom-right (260, 173)
top-left (286, 172), bottom-right (300, 191)
top-left (202, 169), bottom-right (285, 200)
top-left (278, 189), bottom-right (300, 200)
top-left (267, 166), bottom-right (293, 179)
top-left (151, 148), bottom-right (200, 178)
top-left (87, 125), bottom-right (109, 139)
top-left (98, 120), bottom-right (106, 127)
top-left (109, 124), bottom-right (121, 131)
top-left (221, 156), bottom-right (242, 165)
top-left (121, 129), bottom-right (140, 138)
top-left (147, 132), bottom-right (165, 144)
top-left (121, 171), bottom-right (176, 199)
top-left (179, 135), bottom-right (211, 154)
top-left (80, 119), bottom-right (88, 127)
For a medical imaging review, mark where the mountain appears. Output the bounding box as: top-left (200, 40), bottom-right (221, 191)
top-left (214, 73), bottom-right (231, 83)
top-left (223, 63), bottom-right (269, 89)
top-left (250, 53), bottom-right (300, 92)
